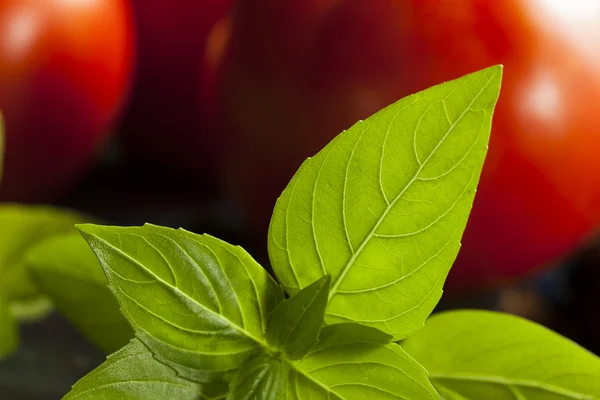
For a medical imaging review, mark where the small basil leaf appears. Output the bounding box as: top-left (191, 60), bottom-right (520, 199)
top-left (310, 322), bottom-right (392, 352)
top-left (27, 232), bottom-right (133, 354)
top-left (268, 66), bottom-right (502, 339)
top-left (286, 336), bottom-right (439, 399)
top-left (266, 275), bottom-right (330, 360)
top-left (0, 298), bottom-right (18, 360)
top-left (77, 223), bottom-right (284, 382)
top-left (63, 338), bottom-right (212, 400)
top-left (402, 310), bottom-right (600, 399)
top-left (0, 205), bottom-right (84, 319)
top-left (227, 354), bottom-right (287, 400)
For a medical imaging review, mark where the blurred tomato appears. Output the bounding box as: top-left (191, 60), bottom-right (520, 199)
top-left (0, 0), bottom-right (135, 201)
top-left (212, 0), bottom-right (600, 291)
top-left (120, 0), bottom-right (233, 179)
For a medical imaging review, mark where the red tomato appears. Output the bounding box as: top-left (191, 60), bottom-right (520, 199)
top-left (0, 0), bottom-right (134, 201)
top-left (212, 0), bottom-right (600, 292)
top-left (120, 0), bottom-right (233, 179)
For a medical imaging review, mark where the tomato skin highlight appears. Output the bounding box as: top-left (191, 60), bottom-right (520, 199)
top-left (212, 0), bottom-right (600, 291)
top-left (0, 0), bottom-right (135, 201)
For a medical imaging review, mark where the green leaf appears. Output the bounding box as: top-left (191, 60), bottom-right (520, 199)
top-left (402, 310), bottom-right (600, 399)
top-left (268, 66), bottom-right (502, 339)
top-left (27, 232), bottom-right (134, 354)
top-left (0, 204), bottom-right (83, 318)
top-left (283, 324), bottom-right (440, 399)
top-left (0, 298), bottom-right (18, 360)
top-left (77, 223), bottom-right (285, 382)
top-left (0, 111), bottom-right (4, 185)
top-left (63, 338), bottom-right (226, 400)
top-left (266, 275), bottom-right (330, 360)
top-left (227, 354), bottom-right (287, 400)
top-left (309, 322), bottom-right (393, 351)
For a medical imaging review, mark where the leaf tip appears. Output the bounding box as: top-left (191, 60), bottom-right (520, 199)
top-left (484, 64), bottom-right (503, 90)
top-left (319, 274), bottom-right (332, 291)
top-left (75, 224), bottom-right (115, 247)
top-left (75, 223), bottom-right (96, 236)
top-left (480, 64), bottom-right (503, 78)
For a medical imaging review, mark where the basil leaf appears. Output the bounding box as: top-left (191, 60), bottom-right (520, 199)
top-left (310, 322), bottom-right (392, 351)
top-left (77, 223), bottom-right (284, 382)
top-left (284, 325), bottom-right (439, 399)
top-left (63, 338), bottom-right (221, 400)
top-left (227, 354), bottom-right (287, 400)
top-left (0, 205), bottom-right (83, 318)
top-left (268, 66), bottom-right (502, 339)
top-left (27, 232), bottom-right (133, 354)
top-left (0, 298), bottom-right (18, 360)
top-left (266, 275), bottom-right (329, 360)
top-left (402, 310), bottom-right (600, 399)
top-left (0, 111), bottom-right (4, 184)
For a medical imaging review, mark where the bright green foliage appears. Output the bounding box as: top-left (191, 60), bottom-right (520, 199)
top-left (227, 354), bottom-right (287, 400)
top-left (28, 232), bottom-right (133, 353)
top-left (71, 220), bottom-right (444, 400)
top-left (268, 66), bottom-right (503, 339)
top-left (62, 67), bottom-right (507, 399)
top-left (283, 324), bottom-right (440, 399)
top-left (266, 275), bottom-right (330, 360)
top-left (0, 205), bottom-right (83, 320)
top-left (0, 298), bottom-right (17, 360)
top-left (2, 65), bottom-right (598, 400)
top-left (77, 224), bottom-right (284, 382)
top-left (58, 66), bottom-right (598, 400)
top-left (63, 338), bottom-right (222, 400)
top-left (402, 310), bottom-right (600, 399)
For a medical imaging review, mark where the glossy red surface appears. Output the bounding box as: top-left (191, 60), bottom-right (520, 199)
top-left (0, 0), bottom-right (135, 201)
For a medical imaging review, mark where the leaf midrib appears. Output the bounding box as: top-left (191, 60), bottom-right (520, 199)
top-left (90, 234), bottom-right (270, 349)
top-left (328, 72), bottom-right (498, 301)
top-left (431, 374), bottom-right (597, 400)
